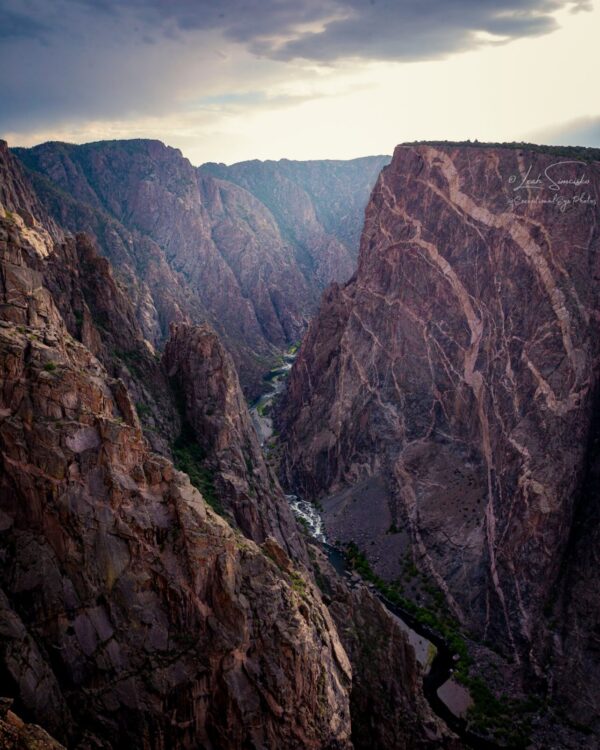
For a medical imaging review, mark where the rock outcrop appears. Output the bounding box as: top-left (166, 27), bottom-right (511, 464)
top-left (0, 698), bottom-right (65, 750)
top-left (1, 138), bottom-right (180, 456)
top-left (163, 322), bottom-right (306, 561)
top-left (15, 141), bottom-right (388, 397)
top-left (278, 143), bottom-right (600, 739)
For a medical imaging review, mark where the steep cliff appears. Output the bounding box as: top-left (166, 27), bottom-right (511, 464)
top-left (14, 139), bottom-right (278, 397)
top-left (278, 143), bottom-right (600, 740)
top-left (42, 232), bottom-right (182, 456)
top-left (0, 144), bottom-right (355, 750)
top-left (14, 141), bottom-right (388, 397)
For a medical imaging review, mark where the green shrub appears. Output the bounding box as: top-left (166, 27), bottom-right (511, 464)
top-left (290, 571), bottom-right (307, 595)
top-left (135, 401), bottom-right (150, 418)
top-left (172, 424), bottom-right (222, 515)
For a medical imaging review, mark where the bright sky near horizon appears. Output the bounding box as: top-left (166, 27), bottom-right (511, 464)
top-left (1, 0), bottom-right (599, 164)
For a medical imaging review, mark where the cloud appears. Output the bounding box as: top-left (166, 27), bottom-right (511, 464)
top-left (254, 0), bottom-right (587, 62)
top-left (0, 0), bottom-right (290, 134)
top-left (0, 0), bottom-right (595, 157)
top-left (0, 1), bottom-right (591, 61)
top-left (0, 8), bottom-right (49, 41)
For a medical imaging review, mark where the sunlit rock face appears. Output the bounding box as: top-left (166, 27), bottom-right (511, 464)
top-left (278, 143), bottom-right (600, 726)
top-left (14, 141), bottom-right (388, 398)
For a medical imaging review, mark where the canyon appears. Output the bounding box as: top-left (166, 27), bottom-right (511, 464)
top-left (14, 140), bottom-right (388, 399)
top-left (0, 139), bottom-right (455, 749)
top-left (1, 133), bottom-right (600, 749)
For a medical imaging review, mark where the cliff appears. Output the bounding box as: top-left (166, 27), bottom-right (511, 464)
top-left (278, 143), bottom-right (600, 742)
top-left (163, 322), bottom-right (306, 560)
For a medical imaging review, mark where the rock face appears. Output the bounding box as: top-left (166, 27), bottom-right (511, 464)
top-left (0, 140), bottom-right (355, 750)
top-left (15, 141), bottom-right (388, 397)
top-left (278, 143), bottom-right (600, 733)
top-left (0, 698), bottom-right (65, 750)
top-left (41, 232), bottom-right (181, 457)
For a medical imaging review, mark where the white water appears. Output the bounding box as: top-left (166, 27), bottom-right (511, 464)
top-left (285, 494), bottom-right (328, 543)
top-left (249, 353), bottom-right (329, 542)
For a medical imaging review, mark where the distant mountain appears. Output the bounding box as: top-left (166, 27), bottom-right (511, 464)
top-left (199, 155), bottom-right (389, 286)
top-left (14, 140), bottom-right (389, 396)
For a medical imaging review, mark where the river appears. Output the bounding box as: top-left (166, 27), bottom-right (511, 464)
top-left (249, 353), bottom-right (502, 749)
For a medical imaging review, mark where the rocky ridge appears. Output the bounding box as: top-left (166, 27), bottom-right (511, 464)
top-left (200, 155), bottom-right (389, 287)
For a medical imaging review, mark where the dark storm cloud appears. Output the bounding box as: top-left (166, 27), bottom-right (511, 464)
top-left (256, 0), bottom-right (590, 62)
top-left (1, 0), bottom-right (592, 60)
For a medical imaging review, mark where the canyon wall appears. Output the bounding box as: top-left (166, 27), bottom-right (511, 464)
top-left (278, 143), bottom-right (600, 735)
top-left (163, 321), bottom-right (306, 560)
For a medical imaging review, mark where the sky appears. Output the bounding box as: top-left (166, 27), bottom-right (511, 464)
top-left (1, 0), bottom-right (599, 165)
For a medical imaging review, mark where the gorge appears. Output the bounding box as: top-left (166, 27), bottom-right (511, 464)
top-left (1, 135), bottom-right (599, 750)
top-left (14, 140), bottom-right (388, 399)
